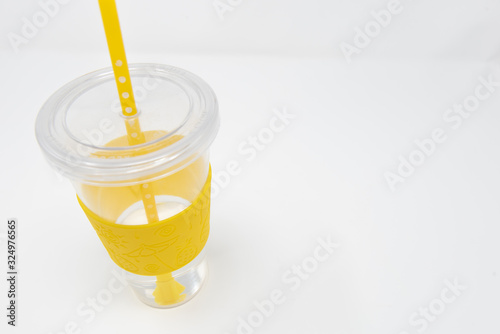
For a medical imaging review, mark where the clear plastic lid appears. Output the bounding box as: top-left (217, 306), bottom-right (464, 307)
top-left (35, 64), bottom-right (219, 185)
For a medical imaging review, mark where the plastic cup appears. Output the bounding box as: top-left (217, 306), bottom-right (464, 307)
top-left (35, 63), bottom-right (219, 308)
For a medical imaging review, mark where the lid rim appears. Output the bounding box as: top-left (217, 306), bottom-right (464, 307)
top-left (35, 63), bottom-right (219, 184)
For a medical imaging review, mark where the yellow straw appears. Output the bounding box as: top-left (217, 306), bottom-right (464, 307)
top-left (97, 0), bottom-right (145, 147)
top-left (98, 0), bottom-right (185, 305)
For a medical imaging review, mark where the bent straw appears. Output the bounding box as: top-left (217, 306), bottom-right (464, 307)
top-left (98, 0), bottom-right (185, 305)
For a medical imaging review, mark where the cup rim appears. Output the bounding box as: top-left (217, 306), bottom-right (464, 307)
top-left (35, 63), bottom-right (219, 185)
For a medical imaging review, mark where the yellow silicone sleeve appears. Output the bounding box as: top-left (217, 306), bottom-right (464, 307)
top-left (77, 169), bottom-right (211, 276)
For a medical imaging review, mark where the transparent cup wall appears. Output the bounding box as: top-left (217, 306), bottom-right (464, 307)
top-left (74, 153), bottom-right (210, 308)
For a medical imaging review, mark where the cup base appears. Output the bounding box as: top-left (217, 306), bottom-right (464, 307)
top-left (122, 250), bottom-right (208, 308)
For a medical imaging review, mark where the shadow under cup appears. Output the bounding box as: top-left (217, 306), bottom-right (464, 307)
top-left (35, 63), bottom-right (220, 308)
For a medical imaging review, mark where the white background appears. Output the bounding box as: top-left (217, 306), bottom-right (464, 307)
top-left (1, 0), bottom-right (500, 333)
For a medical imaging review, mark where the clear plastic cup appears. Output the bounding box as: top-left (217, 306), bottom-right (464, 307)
top-left (35, 63), bottom-right (219, 308)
